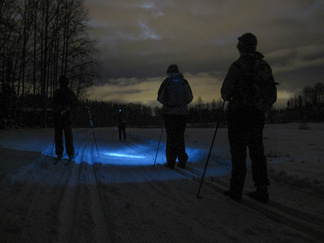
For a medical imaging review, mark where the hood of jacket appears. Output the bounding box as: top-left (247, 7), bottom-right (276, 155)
top-left (168, 72), bottom-right (184, 80)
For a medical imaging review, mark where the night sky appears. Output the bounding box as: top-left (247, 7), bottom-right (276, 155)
top-left (84, 0), bottom-right (324, 108)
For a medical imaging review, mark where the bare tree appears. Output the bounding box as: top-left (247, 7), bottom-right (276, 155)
top-left (1, 0), bottom-right (99, 127)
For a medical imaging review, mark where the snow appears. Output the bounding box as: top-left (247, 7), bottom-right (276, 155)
top-left (0, 124), bottom-right (323, 242)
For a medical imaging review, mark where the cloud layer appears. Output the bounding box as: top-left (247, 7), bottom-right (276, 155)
top-left (84, 0), bottom-right (324, 107)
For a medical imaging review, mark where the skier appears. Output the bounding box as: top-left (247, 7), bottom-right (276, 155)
top-left (157, 64), bottom-right (193, 169)
top-left (117, 108), bottom-right (127, 141)
top-left (221, 33), bottom-right (276, 203)
top-left (0, 83), bottom-right (16, 128)
top-left (53, 76), bottom-right (78, 161)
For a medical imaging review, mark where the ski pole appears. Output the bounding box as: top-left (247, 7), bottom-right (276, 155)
top-left (87, 104), bottom-right (100, 157)
top-left (51, 139), bottom-right (55, 155)
top-left (154, 126), bottom-right (164, 166)
top-left (197, 100), bottom-right (225, 199)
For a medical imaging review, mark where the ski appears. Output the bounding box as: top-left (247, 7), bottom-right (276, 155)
top-left (54, 158), bottom-right (61, 165)
top-left (52, 150), bottom-right (78, 166)
top-left (198, 178), bottom-right (324, 241)
top-left (64, 160), bottom-right (71, 166)
top-left (53, 157), bottom-right (73, 166)
top-left (53, 157), bottom-right (70, 166)
top-left (54, 155), bottom-right (63, 165)
top-left (170, 166), bottom-right (324, 241)
top-left (65, 150), bottom-right (79, 166)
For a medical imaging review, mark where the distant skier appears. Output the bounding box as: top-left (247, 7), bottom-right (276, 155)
top-left (53, 76), bottom-right (78, 161)
top-left (221, 33), bottom-right (277, 203)
top-left (157, 64), bottom-right (193, 169)
top-left (117, 108), bottom-right (127, 141)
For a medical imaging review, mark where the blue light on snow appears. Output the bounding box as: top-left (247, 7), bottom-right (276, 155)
top-left (41, 129), bottom-right (205, 166)
top-left (104, 152), bottom-right (145, 159)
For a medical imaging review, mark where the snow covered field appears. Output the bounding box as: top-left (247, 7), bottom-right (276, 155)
top-left (0, 123), bottom-right (323, 242)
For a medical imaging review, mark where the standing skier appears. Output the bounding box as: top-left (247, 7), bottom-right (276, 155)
top-left (157, 64), bottom-right (193, 169)
top-left (53, 76), bottom-right (78, 161)
top-left (117, 108), bottom-right (127, 141)
top-left (221, 33), bottom-right (277, 203)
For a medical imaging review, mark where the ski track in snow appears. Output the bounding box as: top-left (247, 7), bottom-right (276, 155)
top-left (0, 126), bottom-right (323, 242)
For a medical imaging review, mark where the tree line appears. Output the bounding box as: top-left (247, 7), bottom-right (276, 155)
top-left (73, 85), bottom-right (324, 129)
top-left (74, 98), bottom-right (225, 129)
top-left (0, 0), bottom-right (99, 127)
top-left (187, 83), bottom-right (324, 125)
top-left (1, 82), bottom-right (324, 129)
top-left (284, 83), bottom-right (324, 122)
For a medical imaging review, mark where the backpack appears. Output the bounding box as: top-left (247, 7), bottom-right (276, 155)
top-left (234, 60), bottom-right (278, 111)
top-left (158, 73), bottom-right (192, 107)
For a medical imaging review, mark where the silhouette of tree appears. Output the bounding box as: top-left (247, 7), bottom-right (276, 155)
top-left (0, 0), bottom-right (99, 127)
top-left (286, 82), bottom-right (324, 122)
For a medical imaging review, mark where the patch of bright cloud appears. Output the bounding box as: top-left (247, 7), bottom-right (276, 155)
top-left (85, 73), bottom-right (223, 106)
top-left (138, 20), bottom-right (161, 40)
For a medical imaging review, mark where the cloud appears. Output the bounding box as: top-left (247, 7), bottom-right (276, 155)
top-left (84, 0), bottom-right (324, 107)
top-left (268, 44), bottom-right (324, 73)
top-left (85, 76), bottom-right (162, 105)
top-left (85, 71), bottom-right (290, 109)
top-left (85, 72), bottom-right (223, 106)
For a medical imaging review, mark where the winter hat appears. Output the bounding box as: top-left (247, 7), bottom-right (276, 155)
top-left (166, 64), bottom-right (179, 74)
top-left (238, 33), bottom-right (257, 53)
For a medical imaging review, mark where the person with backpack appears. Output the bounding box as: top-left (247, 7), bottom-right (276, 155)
top-left (157, 64), bottom-right (193, 169)
top-left (53, 76), bottom-right (78, 161)
top-left (221, 33), bottom-right (277, 203)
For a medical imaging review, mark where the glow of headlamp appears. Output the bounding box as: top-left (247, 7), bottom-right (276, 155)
top-left (105, 153), bottom-right (145, 159)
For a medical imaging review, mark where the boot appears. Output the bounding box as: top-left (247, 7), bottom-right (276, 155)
top-left (177, 162), bottom-right (186, 169)
top-left (249, 185), bottom-right (269, 203)
top-left (68, 153), bottom-right (75, 162)
top-left (177, 153), bottom-right (188, 169)
top-left (164, 162), bottom-right (175, 169)
top-left (224, 189), bottom-right (242, 202)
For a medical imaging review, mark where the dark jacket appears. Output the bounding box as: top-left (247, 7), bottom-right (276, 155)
top-left (221, 51), bottom-right (274, 110)
top-left (53, 86), bottom-right (78, 119)
top-left (117, 111), bottom-right (127, 126)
